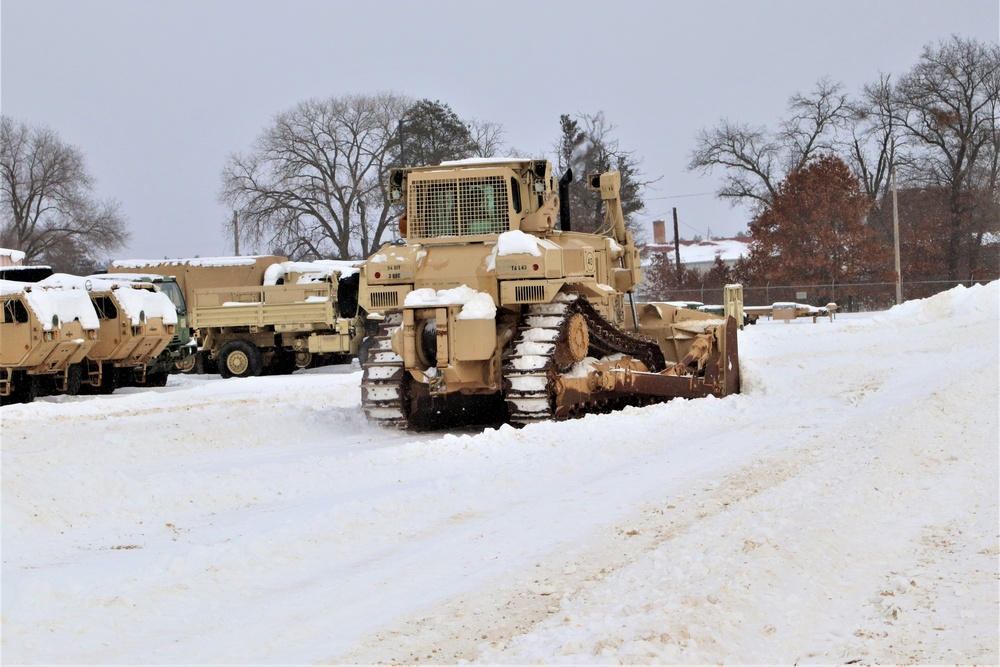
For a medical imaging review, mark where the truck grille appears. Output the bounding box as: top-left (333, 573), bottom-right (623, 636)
top-left (514, 284), bottom-right (546, 302)
top-left (370, 291), bottom-right (400, 309)
top-left (409, 175), bottom-right (510, 239)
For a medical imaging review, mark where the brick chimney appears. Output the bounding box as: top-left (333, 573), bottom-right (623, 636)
top-left (652, 219), bottom-right (666, 245)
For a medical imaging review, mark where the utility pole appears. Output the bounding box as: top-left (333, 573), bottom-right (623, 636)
top-left (233, 210), bottom-right (240, 256)
top-left (672, 207), bottom-right (681, 279)
top-left (891, 169), bottom-right (902, 304)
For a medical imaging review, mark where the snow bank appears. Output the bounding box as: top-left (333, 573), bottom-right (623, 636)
top-left (1, 282), bottom-right (996, 665)
top-left (874, 280), bottom-right (999, 325)
top-left (403, 285), bottom-right (497, 320)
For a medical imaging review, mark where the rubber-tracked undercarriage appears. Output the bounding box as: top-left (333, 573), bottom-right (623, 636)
top-left (358, 159), bottom-right (740, 430)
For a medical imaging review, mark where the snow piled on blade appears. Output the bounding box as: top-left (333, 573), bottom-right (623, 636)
top-left (1, 281), bottom-right (997, 665)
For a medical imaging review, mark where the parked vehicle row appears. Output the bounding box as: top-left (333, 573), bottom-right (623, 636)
top-left (1, 274), bottom-right (177, 404)
top-left (3, 158), bottom-right (744, 427)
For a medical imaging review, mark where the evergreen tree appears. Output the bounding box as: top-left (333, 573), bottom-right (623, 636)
top-left (556, 112), bottom-right (648, 234)
top-left (398, 100), bottom-right (476, 167)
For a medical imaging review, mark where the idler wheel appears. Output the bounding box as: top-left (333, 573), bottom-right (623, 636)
top-left (555, 312), bottom-right (589, 370)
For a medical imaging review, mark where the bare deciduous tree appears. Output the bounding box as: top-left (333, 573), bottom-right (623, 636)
top-left (892, 35), bottom-right (1000, 281)
top-left (0, 116), bottom-right (129, 270)
top-left (220, 92), bottom-right (411, 260)
top-left (468, 118), bottom-right (509, 158)
top-left (689, 78), bottom-right (851, 210)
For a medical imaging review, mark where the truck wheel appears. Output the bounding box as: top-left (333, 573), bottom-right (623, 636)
top-left (175, 355), bottom-right (197, 373)
top-left (94, 366), bottom-right (118, 394)
top-left (64, 364), bottom-right (83, 395)
top-left (145, 371), bottom-right (169, 387)
top-left (219, 341), bottom-right (263, 378)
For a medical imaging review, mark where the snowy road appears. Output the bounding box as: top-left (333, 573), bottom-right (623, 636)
top-left (2, 284), bottom-right (998, 664)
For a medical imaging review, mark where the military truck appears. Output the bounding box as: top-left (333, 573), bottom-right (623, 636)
top-left (108, 256), bottom-right (366, 378)
top-left (35, 275), bottom-right (178, 393)
top-left (0, 279), bottom-right (99, 404)
top-left (89, 273), bottom-right (196, 385)
top-left (358, 158), bottom-right (740, 429)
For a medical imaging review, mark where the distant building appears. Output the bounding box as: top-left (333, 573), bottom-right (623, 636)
top-left (0, 248), bottom-right (26, 268)
top-left (640, 220), bottom-right (748, 273)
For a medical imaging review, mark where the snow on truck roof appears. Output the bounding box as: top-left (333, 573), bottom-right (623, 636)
top-left (2, 278), bottom-right (100, 330)
top-left (0, 247), bottom-right (27, 263)
top-left (36, 274), bottom-right (178, 326)
top-left (262, 260), bottom-right (362, 286)
top-left (111, 255), bottom-right (276, 269)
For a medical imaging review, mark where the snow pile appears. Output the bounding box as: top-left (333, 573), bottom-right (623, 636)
top-left (0, 247), bottom-right (27, 263)
top-left (1, 283), bottom-right (997, 665)
top-left (1, 279), bottom-right (100, 330)
top-left (874, 280), bottom-right (999, 325)
top-left (485, 229), bottom-right (542, 271)
top-left (262, 260), bottom-right (361, 286)
top-left (37, 274), bottom-right (178, 325)
top-left (497, 229), bottom-right (542, 257)
top-left (403, 285), bottom-right (497, 320)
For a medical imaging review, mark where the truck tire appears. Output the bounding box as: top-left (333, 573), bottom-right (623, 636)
top-left (93, 366), bottom-right (118, 394)
top-left (219, 340), bottom-right (264, 378)
top-left (64, 364), bottom-right (83, 395)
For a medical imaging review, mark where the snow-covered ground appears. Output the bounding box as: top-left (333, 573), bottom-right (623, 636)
top-left (2, 284), bottom-right (997, 665)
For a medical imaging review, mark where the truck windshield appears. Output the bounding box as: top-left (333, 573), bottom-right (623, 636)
top-left (159, 282), bottom-right (186, 313)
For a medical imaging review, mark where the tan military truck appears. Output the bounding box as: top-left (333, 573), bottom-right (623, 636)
top-left (1, 279), bottom-right (99, 404)
top-left (359, 158), bottom-right (740, 429)
top-left (108, 256), bottom-right (366, 378)
top-left (36, 275), bottom-right (178, 393)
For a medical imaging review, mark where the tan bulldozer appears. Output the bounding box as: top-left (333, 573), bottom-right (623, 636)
top-left (358, 158), bottom-right (740, 429)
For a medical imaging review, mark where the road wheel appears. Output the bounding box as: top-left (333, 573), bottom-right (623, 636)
top-left (219, 340), bottom-right (263, 378)
top-left (175, 355), bottom-right (197, 373)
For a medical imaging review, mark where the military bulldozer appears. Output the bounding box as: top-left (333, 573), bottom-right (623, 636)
top-left (358, 158), bottom-right (740, 429)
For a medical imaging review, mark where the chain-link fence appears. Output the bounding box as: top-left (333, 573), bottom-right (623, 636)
top-left (644, 279), bottom-right (995, 312)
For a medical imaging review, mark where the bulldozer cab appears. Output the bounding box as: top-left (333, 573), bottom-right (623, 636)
top-left (390, 159), bottom-right (557, 243)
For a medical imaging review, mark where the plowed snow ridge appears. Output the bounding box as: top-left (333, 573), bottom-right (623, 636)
top-left (2, 282), bottom-right (997, 664)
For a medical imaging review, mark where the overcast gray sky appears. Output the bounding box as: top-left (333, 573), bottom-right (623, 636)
top-left (2, 0), bottom-right (998, 261)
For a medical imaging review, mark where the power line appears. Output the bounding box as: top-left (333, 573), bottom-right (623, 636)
top-left (644, 191), bottom-right (718, 201)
